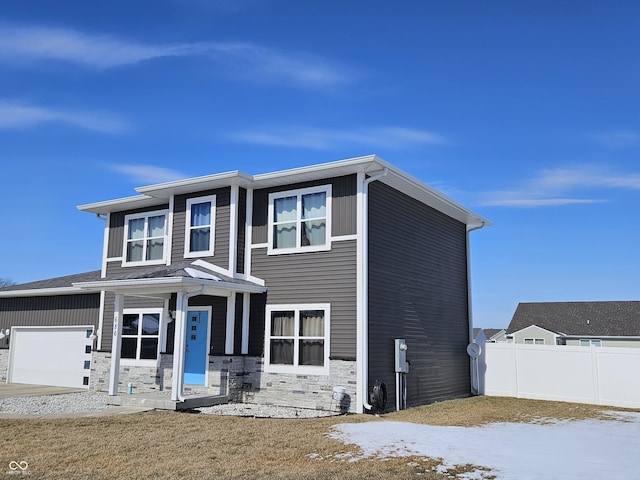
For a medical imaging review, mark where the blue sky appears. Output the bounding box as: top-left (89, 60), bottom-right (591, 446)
top-left (1, 1), bottom-right (638, 328)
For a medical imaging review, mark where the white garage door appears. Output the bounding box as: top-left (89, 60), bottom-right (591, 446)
top-left (8, 326), bottom-right (94, 389)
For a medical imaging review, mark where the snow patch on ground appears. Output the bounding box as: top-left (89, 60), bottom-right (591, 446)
top-left (329, 413), bottom-right (640, 479)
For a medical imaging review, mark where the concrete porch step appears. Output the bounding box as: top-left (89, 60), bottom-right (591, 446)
top-left (107, 392), bottom-right (229, 411)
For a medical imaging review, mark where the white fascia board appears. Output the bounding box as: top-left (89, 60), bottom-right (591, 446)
top-left (252, 154), bottom-right (490, 227)
top-left (135, 171), bottom-right (253, 200)
top-left (77, 195), bottom-right (163, 215)
top-left (76, 154), bottom-right (489, 227)
top-left (251, 154), bottom-right (379, 188)
top-left (373, 161), bottom-right (492, 227)
top-left (0, 287), bottom-right (100, 298)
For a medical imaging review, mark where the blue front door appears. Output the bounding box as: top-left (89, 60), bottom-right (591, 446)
top-left (184, 310), bottom-right (208, 385)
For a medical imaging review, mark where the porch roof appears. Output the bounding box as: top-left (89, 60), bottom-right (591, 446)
top-left (73, 261), bottom-right (266, 299)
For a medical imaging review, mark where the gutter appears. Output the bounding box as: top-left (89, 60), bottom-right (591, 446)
top-left (358, 167), bottom-right (388, 413)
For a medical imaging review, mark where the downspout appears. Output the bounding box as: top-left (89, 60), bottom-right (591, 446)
top-left (174, 284), bottom-right (207, 402)
top-left (466, 222), bottom-right (486, 394)
top-left (358, 167), bottom-right (388, 413)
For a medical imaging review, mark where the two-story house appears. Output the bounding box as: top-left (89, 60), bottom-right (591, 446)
top-left (0, 155), bottom-right (490, 413)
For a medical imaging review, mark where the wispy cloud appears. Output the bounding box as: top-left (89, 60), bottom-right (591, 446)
top-left (228, 126), bottom-right (446, 150)
top-left (0, 100), bottom-right (128, 134)
top-left (0, 24), bottom-right (354, 89)
top-left (110, 164), bottom-right (188, 184)
top-left (593, 130), bottom-right (639, 148)
top-left (477, 165), bottom-right (640, 207)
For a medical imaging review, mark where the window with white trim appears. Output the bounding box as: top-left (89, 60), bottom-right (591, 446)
top-left (121, 310), bottom-right (161, 364)
top-left (524, 338), bottom-right (545, 345)
top-left (268, 185), bottom-right (332, 254)
top-left (184, 195), bottom-right (216, 257)
top-left (579, 339), bottom-right (602, 347)
top-left (123, 209), bottom-right (168, 266)
top-left (265, 304), bottom-right (330, 374)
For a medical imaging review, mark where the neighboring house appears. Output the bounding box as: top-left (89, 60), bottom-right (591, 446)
top-left (0, 155), bottom-right (490, 413)
top-left (506, 301), bottom-right (640, 347)
top-left (473, 328), bottom-right (507, 343)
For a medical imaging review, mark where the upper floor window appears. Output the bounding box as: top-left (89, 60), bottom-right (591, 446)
top-left (123, 210), bottom-right (168, 266)
top-left (579, 339), bottom-right (602, 347)
top-left (185, 195), bottom-right (216, 258)
top-left (265, 304), bottom-right (330, 374)
top-left (268, 185), bottom-right (332, 255)
top-left (524, 338), bottom-right (545, 345)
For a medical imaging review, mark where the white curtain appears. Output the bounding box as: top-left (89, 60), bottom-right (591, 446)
top-left (299, 310), bottom-right (324, 366)
top-left (191, 202), bottom-right (211, 227)
top-left (301, 193), bottom-right (326, 246)
top-left (270, 311), bottom-right (294, 365)
top-left (126, 218), bottom-right (145, 262)
top-left (274, 196), bottom-right (297, 248)
top-left (302, 192), bottom-right (325, 219)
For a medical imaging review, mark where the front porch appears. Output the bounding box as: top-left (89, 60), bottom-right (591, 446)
top-left (107, 389), bottom-right (229, 411)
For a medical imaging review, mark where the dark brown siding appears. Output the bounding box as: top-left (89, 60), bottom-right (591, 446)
top-left (171, 187), bottom-right (231, 270)
top-left (252, 174), bottom-right (357, 244)
top-left (236, 188), bottom-right (246, 274)
top-left (368, 181), bottom-right (470, 409)
top-left (189, 295), bottom-right (228, 355)
top-left (250, 240), bottom-right (357, 360)
top-left (0, 294), bottom-right (100, 348)
top-left (233, 293), bottom-right (244, 353)
top-left (107, 205), bottom-right (169, 259)
top-left (248, 293), bottom-right (266, 356)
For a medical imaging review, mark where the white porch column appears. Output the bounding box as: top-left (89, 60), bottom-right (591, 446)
top-left (108, 293), bottom-right (124, 396)
top-left (171, 291), bottom-right (187, 401)
top-left (241, 293), bottom-right (250, 354)
top-left (225, 293), bottom-right (236, 354)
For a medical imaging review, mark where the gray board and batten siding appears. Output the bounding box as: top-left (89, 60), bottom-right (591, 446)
top-left (0, 294), bottom-right (100, 349)
top-left (250, 174), bottom-right (358, 361)
top-left (367, 181), bottom-right (471, 408)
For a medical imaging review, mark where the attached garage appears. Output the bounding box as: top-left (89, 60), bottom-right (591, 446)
top-left (7, 326), bottom-right (95, 389)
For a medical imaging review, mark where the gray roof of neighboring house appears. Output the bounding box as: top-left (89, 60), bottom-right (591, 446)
top-left (473, 328), bottom-right (505, 340)
top-left (0, 270), bottom-right (102, 293)
top-left (506, 301), bottom-right (640, 337)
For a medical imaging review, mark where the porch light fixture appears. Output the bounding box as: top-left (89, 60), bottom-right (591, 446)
top-left (0, 328), bottom-right (9, 340)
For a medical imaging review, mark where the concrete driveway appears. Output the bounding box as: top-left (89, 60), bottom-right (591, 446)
top-left (0, 383), bottom-right (84, 398)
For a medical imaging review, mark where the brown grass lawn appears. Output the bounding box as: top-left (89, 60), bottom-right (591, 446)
top-left (1, 396), bottom-right (636, 480)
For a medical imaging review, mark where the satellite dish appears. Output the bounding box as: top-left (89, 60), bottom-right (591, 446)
top-left (467, 342), bottom-right (481, 358)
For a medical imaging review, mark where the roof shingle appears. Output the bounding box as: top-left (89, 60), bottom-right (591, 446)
top-left (507, 301), bottom-right (640, 337)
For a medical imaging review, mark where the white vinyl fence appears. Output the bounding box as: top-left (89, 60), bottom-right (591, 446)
top-left (475, 342), bottom-right (640, 409)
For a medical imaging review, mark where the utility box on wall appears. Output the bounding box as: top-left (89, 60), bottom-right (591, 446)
top-left (394, 338), bottom-right (409, 373)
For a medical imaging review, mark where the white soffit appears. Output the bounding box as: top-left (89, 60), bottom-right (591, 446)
top-left (76, 154), bottom-right (490, 226)
top-left (77, 194), bottom-right (164, 215)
